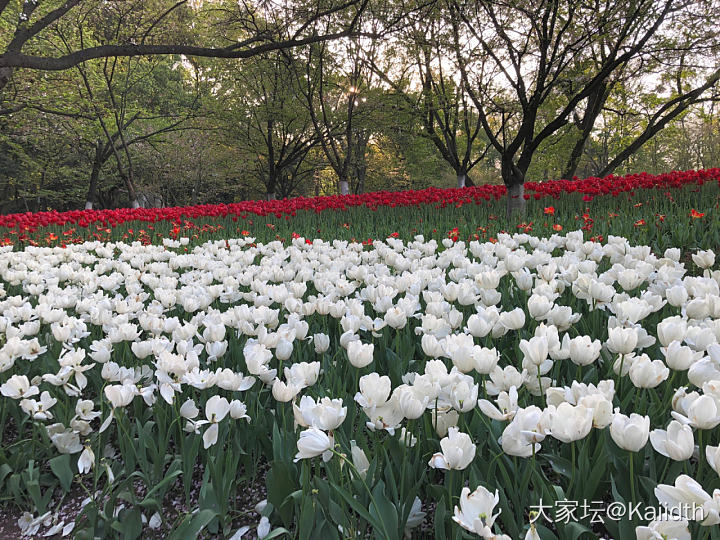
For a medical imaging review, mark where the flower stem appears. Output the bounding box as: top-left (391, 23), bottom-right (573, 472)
top-left (568, 441), bottom-right (576, 497)
top-left (629, 450), bottom-right (637, 509)
top-left (698, 429), bottom-right (705, 481)
top-left (447, 469), bottom-right (454, 513)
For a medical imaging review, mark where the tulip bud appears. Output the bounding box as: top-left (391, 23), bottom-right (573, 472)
top-left (275, 338), bottom-right (294, 361)
top-left (350, 441), bottom-right (370, 479)
top-left (313, 333), bottom-right (330, 354)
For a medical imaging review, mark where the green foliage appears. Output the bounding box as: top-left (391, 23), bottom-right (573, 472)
top-left (0, 0), bottom-right (718, 212)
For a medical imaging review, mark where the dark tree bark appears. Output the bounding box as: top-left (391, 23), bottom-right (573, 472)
top-left (562, 83), bottom-right (610, 180)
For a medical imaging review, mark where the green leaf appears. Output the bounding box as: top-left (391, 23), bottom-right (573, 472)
top-left (561, 522), bottom-right (593, 540)
top-left (547, 456), bottom-right (572, 480)
top-left (168, 509), bottom-right (218, 540)
top-left (143, 468), bottom-right (182, 502)
top-left (369, 481), bottom-right (399, 540)
top-left (266, 461), bottom-right (298, 527)
top-left (263, 528), bottom-right (291, 539)
top-left (0, 464), bottom-right (12, 489)
top-left (49, 455), bottom-right (73, 492)
top-left (434, 498), bottom-right (447, 540)
top-left (111, 507), bottom-right (143, 540)
top-left (332, 483), bottom-right (379, 529)
top-left (299, 495), bottom-right (316, 540)
top-left (535, 523), bottom-right (559, 540)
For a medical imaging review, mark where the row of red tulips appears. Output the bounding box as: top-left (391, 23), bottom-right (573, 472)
top-left (1, 169), bottom-right (718, 232)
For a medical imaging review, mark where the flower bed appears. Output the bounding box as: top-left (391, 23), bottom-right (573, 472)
top-left (0, 168), bottom-right (718, 241)
top-left (0, 231), bottom-right (719, 538)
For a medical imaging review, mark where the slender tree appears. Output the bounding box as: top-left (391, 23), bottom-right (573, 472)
top-left (213, 51), bottom-right (320, 199)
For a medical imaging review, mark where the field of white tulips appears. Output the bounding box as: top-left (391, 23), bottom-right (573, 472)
top-left (1, 231), bottom-right (719, 539)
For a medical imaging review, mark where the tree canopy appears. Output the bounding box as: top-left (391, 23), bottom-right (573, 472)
top-left (0, 0), bottom-right (718, 213)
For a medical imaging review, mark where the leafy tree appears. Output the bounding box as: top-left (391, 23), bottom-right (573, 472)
top-left (0, 0), bottom-right (371, 97)
top-left (449, 0), bottom-right (720, 217)
top-left (211, 51), bottom-right (319, 199)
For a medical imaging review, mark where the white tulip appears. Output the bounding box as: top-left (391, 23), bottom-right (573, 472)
top-left (606, 326), bottom-right (638, 355)
top-left (635, 517), bottom-right (690, 540)
top-left (0, 375), bottom-right (39, 400)
top-left (313, 333), bottom-right (330, 353)
top-left (566, 335), bottom-right (602, 366)
top-left (650, 421), bottom-right (694, 461)
top-left (294, 427), bottom-right (333, 462)
top-left (692, 249), bottom-right (715, 269)
top-left (453, 485), bottom-right (503, 537)
top-left (654, 475), bottom-right (720, 526)
top-left (275, 338), bottom-right (293, 361)
top-left (629, 357), bottom-right (669, 388)
top-left (428, 427), bottom-right (476, 470)
top-left (610, 411), bottom-right (650, 452)
top-left (346, 341), bottom-right (374, 368)
top-left (548, 403), bottom-right (593, 443)
top-left (662, 341), bottom-right (702, 371)
top-left (354, 372), bottom-right (392, 409)
top-left (271, 378), bottom-right (301, 403)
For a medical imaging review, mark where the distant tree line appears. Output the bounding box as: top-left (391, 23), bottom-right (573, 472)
top-left (0, 0), bottom-right (718, 216)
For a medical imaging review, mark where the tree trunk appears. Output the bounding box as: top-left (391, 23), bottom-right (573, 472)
top-left (265, 171), bottom-right (278, 201)
top-left (354, 156), bottom-right (367, 194)
top-left (506, 183), bottom-right (525, 222)
top-left (339, 179), bottom-right (349, 195)
top-left (456, 173), bottom-right (466, 188)
top-left (502, 158), bottom-right (526, 221)
top-left (86, 143), bottom-right (103, 210)
top-left (126, 182), bottom-right (139, 207)
top-left (122, 171), bottom-right (140, 208)
top-left (36, 170), bottom-right (46, 212)
top-left (563, 136), bottom-right (589, 181)
top-left (352, 131), bottom-right (369, 194)
top-left (0, 67), bottom-right (12, 94)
